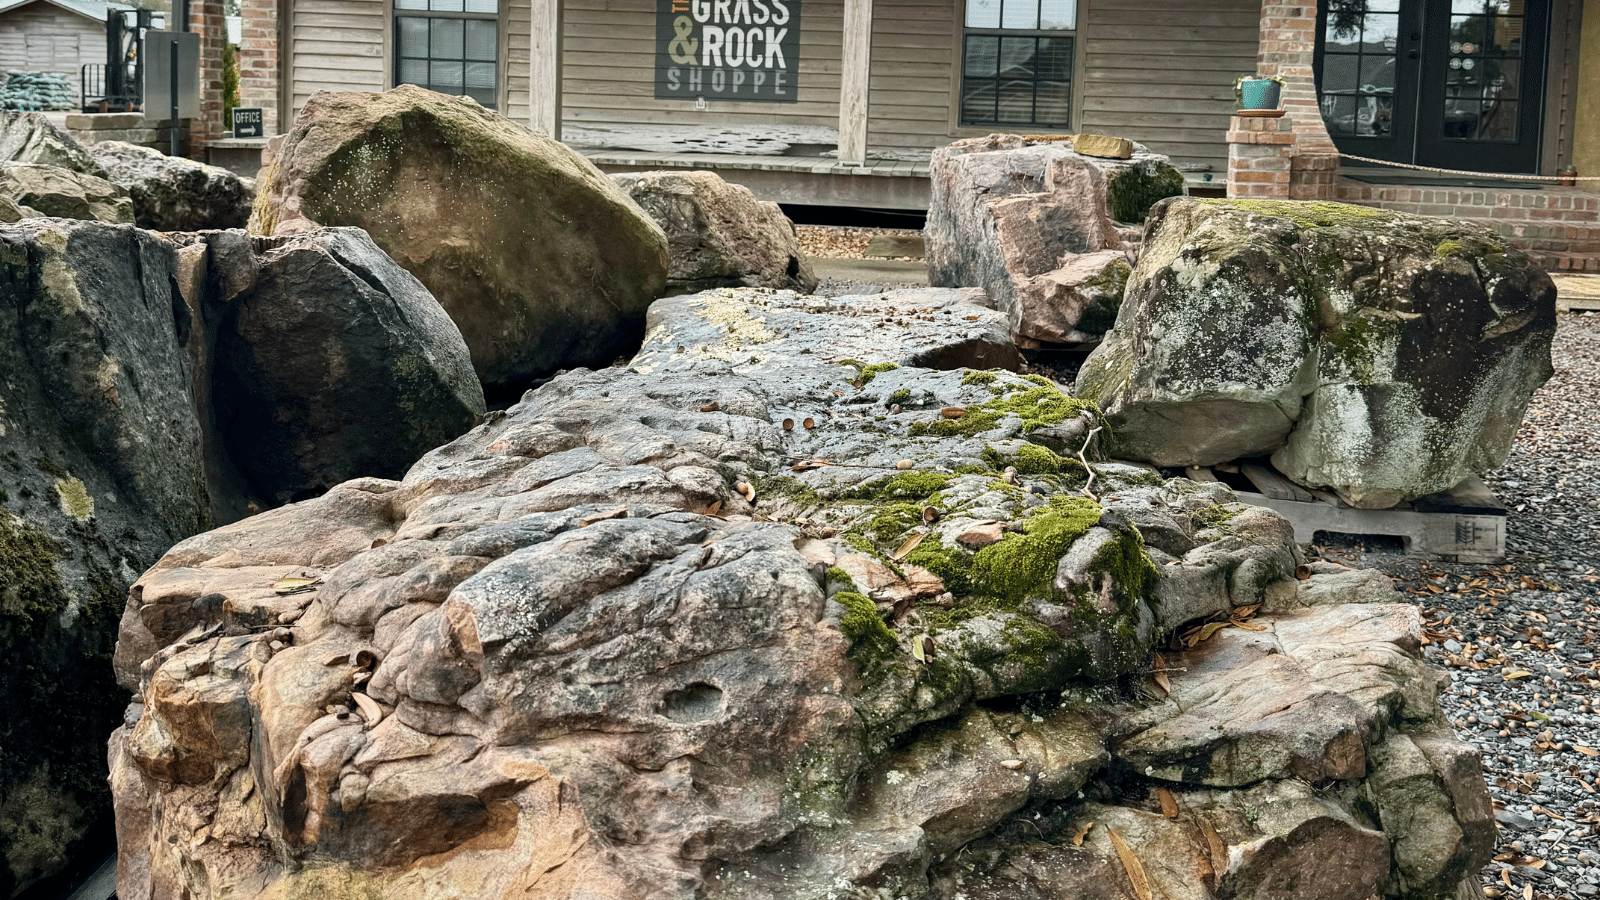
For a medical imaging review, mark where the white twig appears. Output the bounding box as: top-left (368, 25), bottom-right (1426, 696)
top-left (1079, 424), bottom-right (1103, 501)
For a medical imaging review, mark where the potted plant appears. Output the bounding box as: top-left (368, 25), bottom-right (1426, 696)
top-left (1234, 74), bottom-right (1286, 111)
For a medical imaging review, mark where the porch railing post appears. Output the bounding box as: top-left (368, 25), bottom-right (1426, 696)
top-left (838, 0), bottom-right (872, 166)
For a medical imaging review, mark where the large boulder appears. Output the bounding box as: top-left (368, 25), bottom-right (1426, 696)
top-left (185, 228), bottom-right (486, 509)
top-left (925, 134), bottom-right (1182, 344)
top-left (0, 111), bottom-right (104, 176)
top-left (0, 162), bottom-right (134, 223)
top-left (108, 287), bottom-right (1491, 900)
top-left (90, 142), bottom-right (253, 231)
top-left (0, 219), bottom-right (209, 897)
top-left (611, 170), bottom-right (817, 294)
top-left (1075, 198), bottom-right (1557, 507)
top-left (251, 85), bottom-right (670, 391)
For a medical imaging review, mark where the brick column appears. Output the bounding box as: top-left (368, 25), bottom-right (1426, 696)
top-left (188, 0), bottom-right (230, 158)
top-left (1227, 115), bottom-right (1294, 199)
top-left (1256, 0), bottom-right (1343, 200)
top-left (238, 0), bottom-right (279, 134)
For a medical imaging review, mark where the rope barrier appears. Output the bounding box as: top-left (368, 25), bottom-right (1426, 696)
top-left (1337, 152), bottom-right (1600, 183)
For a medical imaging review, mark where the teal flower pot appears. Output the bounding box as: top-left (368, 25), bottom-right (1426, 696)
top-left (1239, 79), bottom-right (1282, 110)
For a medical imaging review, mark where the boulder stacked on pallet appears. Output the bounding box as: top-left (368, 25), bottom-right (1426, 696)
top-left (925, 133), bottom-right (1184, 346)
top-left (109, 285), bottom-right (1493, 900)
top-left (1076, 197), bottom-right (1557, 509)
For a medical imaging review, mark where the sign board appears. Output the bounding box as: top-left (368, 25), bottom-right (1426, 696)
top-left (142, 31), bottom-right (201, 121)
top-left (654, 0), bottom-right (800, 102)
top-left (232, 107), bottom-right (264, 138)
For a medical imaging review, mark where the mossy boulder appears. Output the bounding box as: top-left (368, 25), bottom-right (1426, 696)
top-left (250, 85), bottom-right (670, 391)
top-left (0, 219), bottom-right (209, 896)
top-left (925, 134), bottom-right (1180, 345)
top-left (1076, 197), bottom-right (1556, 507)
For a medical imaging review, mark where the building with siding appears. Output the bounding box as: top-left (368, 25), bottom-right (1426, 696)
top-left (247, 0), bottom-right (1600, 266)
top-left (0, 0), bottom-right (131, 104)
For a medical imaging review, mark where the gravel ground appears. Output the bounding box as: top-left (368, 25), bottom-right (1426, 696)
top-left (1311, 312), bottom-right (1600, 900)
top-left (797, 224), bottom-right (920, 259)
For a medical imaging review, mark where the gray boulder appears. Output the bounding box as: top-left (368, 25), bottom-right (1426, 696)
top-left (0, 162), bottom-right (134, 223)
top-left (187, 227), bottom-right (485, 509)
top-left (925, 134), bottom-right (1182, 344)
top-left (107, 287), bottom-right (1491, 900)
top-left (251, 85), bottom-right (669, 391)
top-left (89, 141), bottom-right (253, 231)
top-left (0, 219), bottom-right (208, 897)
top-left (1075, 198), bottom-right (1557, 507)
top-left (611, 170), bottom-right (817, 294)
top-left (0, 110), bottom-right (104, 175)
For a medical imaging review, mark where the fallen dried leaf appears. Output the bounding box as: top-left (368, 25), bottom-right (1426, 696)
top-left (352, 692), bottom-right (384, 727)
top-left (1199, 818), bottom-right (1227, 876)
top-left (1071, 822), bottom-right (1094, 846)
top-left (1107, 827), bottom-right (1153, 900)
top-left (1576, 746), bottom-right (1599, 757)
top-left (922, 506), bottom-right (939, 524)
top-left (272, 576), bottom-right (322, 595)
top-left (1157, 786), bottom-right (1179, 819)
top-left (578, 506), bottom-right (628, 527)
top-left (700, 402), bottom-right (720, 412)
top-left (941, 406), bottom-right (966, 419)
top-left (1505, 670), bottom-right (1534, 680)
top-left (892, 532), bottom-right (926, 561)
top-left (736, 481), bottom-right (757, 503)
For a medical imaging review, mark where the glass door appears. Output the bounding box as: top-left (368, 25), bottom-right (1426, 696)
top-left (1413, 0), bottom-right (1547, 172)
top-left (1314, 0), bottom-right (1549, 174)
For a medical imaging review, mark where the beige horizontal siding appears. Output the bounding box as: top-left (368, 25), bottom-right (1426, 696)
top-left (0, 5), bottom-right (104, 96)
top-left (288, 0), bottom-right (385, 114)
top-left (1078, 0), bottom-right (1259, 173)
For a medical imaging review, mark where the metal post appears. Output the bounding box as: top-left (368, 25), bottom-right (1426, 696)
top-left (178, 0), bottom-right (189, 31)
top-left (169, 38), bottom-right (179, 156)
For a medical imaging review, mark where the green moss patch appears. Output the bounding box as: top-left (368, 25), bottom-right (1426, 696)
top-left (1107, 162), bottom-right (1186, 224)
top-left (909, 379), bottom-right (1100, 439)
top-left (961, 370), bottom-right (999, 386)
top-left (1199, 198), bottom-right (1393, 229)
top-left (836, 591), bottom-right (897, 657)
top-left (840, 361), bottom-right (899, 387)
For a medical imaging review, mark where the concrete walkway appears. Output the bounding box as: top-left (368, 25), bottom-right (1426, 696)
top-left (809, 257), bottom-right (928, 285)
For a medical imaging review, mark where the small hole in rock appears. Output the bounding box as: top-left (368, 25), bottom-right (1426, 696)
top-left (661, 682), bottom-right (723, 723)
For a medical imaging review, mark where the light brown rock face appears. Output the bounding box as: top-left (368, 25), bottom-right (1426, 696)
top-left (0, 162), bottom-right (134, 223)
top-left (925, 134), bottom-right (1182, 345)
top-left (251, 85), bottom-right (669, 391)
top-left (0, 110), bottom-right (105, 175)
top-left (1075, 197), bottom-right (1557, 507)
top-left (110, 289), bottom-right (1492, 900)
top-left (611, 171), bottom-right (818, 294)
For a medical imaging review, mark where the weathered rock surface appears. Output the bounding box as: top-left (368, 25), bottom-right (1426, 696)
top-left (0, 219), bottom-right (208, 897)
top-left (184, 227), bottom-right (485, 507)
top-left (90, 141), bottom-right (253, 231)
top-left (611, 170), bottom-right (817, 294)
top-left (0, 220), bottom-right (481, 894)
top-left (251, 85), bottom-right (670, 390)
top-left (0, 162), bottom-right (134, 223)
top-left (1075, 198), bottom-right (1557, 507)
top-left (925, 134), bottom-right (1182, 344)
top-left (110, 287), bottom-right (1491, 900)
top-left (0, 111), bottom-right (105, 176)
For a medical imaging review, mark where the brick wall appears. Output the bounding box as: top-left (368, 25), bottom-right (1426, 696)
top-left (1255, 0), bottom-right (1335, 154)
top-left (188, 0), bottom-right (229, 158)
top-left (238, 0), bottom-right (278, 134)
top-left (1334, 180), bottom-right (1600, 272)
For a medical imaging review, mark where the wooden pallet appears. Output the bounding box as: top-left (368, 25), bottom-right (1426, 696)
top-left (1185, 463), bottom-right (1508, 564)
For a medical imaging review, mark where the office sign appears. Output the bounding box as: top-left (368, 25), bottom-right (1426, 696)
top-left (655, 0), bottom-right (800, 102)
top-left (232, 107), bottom-right (263, 138)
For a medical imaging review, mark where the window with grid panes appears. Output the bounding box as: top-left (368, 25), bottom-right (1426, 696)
top-left (395, 0), bottom-right (499, 110)
top-left (960, 0), bottom-right (1075, 127)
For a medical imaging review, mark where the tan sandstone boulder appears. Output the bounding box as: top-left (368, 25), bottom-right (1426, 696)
top-left (251, 85), bottom-right (669, 390)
